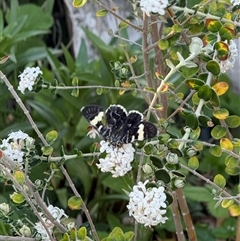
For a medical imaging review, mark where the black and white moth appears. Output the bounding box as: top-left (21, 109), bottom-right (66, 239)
top-left (81, 104), bottom-right (157, 145)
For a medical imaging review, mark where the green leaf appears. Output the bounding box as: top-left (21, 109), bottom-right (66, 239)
top-left (13, 170), bottom-right (25, 185)
top-left (219, 26), bottom-right (234, 41)
top-left (96, 9), bottom-right (108, 17)
top-left (41, 146), bottom-right (54, 156)
top-left (197, 85), bottom-right (212, 101)
top-left (96, 87), bottom-right (103, 95)
top-left (210, 89), bottom-right (220, 107)
top-left (68, 196), bottom-right (83, 210)
top-left (206, 60), bottom-right (220, 75)
top-left (198, 115), bottom-right (213, 127)
top-left (158, 133), bottom-right (171, 144)
top-left (189, 22), bottom-right (205, 34)
top-left (190, 127), bottom-right (201, 140)
top-left (221, 199), bottom-right (234, 209)
top-left (211, 125), bottom-right (227, 140)
top-left (61, 44), bottom-right (75, 72)
top-left (72, 77), bottom-right (78, 86)
top-left (225, 155), bottom-right (239, 168)
top-left (214, 41), bottom-right (229, 60)
top-left (72, 0), bottom-right (87, 8)
top-left (77, 227), bottom-right (87, 240)
top-left (184, 186), bottom-right (212, 202)
top-left (205, 19), bottom-right (222, 32)
top-left (119, 20), bottom-right (130, 29)
top-left (150, 155), bottom-right (164, 168)
top-left (155, 169), bottom-right (171, 183)
top-left (158, 39), bottom-right (169, 50)
top-left (225, 166), bottom-right (240, 176)
top-left (203, 33), bottom-right (217, 45)
top-left (186, 78), bottom-right (205, 90)
top-left (186, 113), bottom-right (199, 130)
top-left (180, 65), bottom-right (199, 78)
top-left (46, 130), bottom-right (58, 144)
top-left (192, 92), bottom-right (200, 105)
top-left (71, 89), bottom-right (79, 97)
top-left (209, 145), bottom-right (222, 157)
top-left (213, 174), bottom-right (226, 188)
top-left (125, 231), bottom-right (134, 241)
top-left (188, 156), bottom-right (199, 170)
top-left (11, 192), bottom-right (25, 204)
top-left (225, 115), bottom-right (240, 128)
top-left (143, 144), bottom-right (153, 155)
top-left (232, 138), bottom-right (240, 147)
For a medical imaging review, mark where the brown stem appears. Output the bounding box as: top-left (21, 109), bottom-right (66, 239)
top-left (176, 188), bottom-right (198, 241)
top-left (172, 192), bottom-right (186, 241)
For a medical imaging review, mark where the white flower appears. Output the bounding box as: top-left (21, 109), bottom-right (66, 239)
top-left (18, 66), bottom-right (42, 94)
top-left (0, 202), bottom-right (10, 215)
top-left (220, 40), bottom-right (238, 73)
top-left (127, 180), bottom-right (168, 227)
top-left (86, 126), bottom-right (100, 139)
top-left (231, 0), bottom-right (240, 6)
top-left (0, 130), bottom-right (35, 163)
top-left (96, 140), bottom-right (135, 177)
top-left (34, 205), bottom-right (67, 241)
top-left (47, 205), bottom-right (68, 222)
top-left (140, 0), bottom-right (168, 16)
top-left (19, 225), bottom-right (32, 237)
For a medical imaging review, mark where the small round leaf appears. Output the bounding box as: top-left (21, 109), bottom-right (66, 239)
top-left (212, 82), bottom-right (229, 96)
top-left (155, 169), bottom-right (171, 183)
top-left (206, 60), bottom-right (220, 75)
top-left (225, 115), bottom-right (240, 128)
top-left (211, 125), bottom-right (227, 140)
top-left (213, 108), bottom-right (229, 120)
top-left (209, 145), bottom-right (222, 157)
top-left (11, 192), bottom-right (25, 204)
top-left (96, 9), bottom-right (108, 17)
top-left (213, 174), bottom-right (226, 188)
top-left (229, 204), bottom-right (240, 216)
top-left (68, 196), bottom-right (83, 210)
top-left (220, 138), bottom-right (233, 151)
top-left (221, 199), bottom-right (234, 208)
top-left (13, 171), bottom-right (25, 185)
top-left (72, 0), bottom-right (87, 8)
top-left (188, 156), bottom-right (199, 170)
top-left (197, 85), bottom-right (212, 101)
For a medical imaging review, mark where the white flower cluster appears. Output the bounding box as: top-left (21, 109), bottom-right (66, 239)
top-left (35, 205), bottom-right (68, 241)
top-left (140, 0), bottom-right (168, 16)
top-left (0, 130), bottom-right (35, 163)
top-left (231, 0), bottom-right (240, 6)
top-left (127, 181), bottom-right (168, 227)
top-left (96, 140), bottom-right (135, 177)
top-left (220, 40), bottom-right (239, 73)
top-left (18, 66), bottom-right (42, 94)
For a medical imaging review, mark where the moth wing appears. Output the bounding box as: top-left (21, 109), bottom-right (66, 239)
top-left (133, 121), bottom-right (158, 141)
top-left (105, 105), bottom-right (128, 129)
top-left (113, 111), bottom-right (143, 144)
top-left (81, 105), bottom-right (104, 128)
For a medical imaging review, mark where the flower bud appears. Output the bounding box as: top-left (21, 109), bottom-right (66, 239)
top-left (166, 153), bottom-right (179, 164)
top-left (186, 148), bottom-right (197, 157)
top-left (0, 202), bottom-right (10, 215)
top-left (143, 164), bottom-right (153, 174)
top-left (174, 179), bottom-right (185, 188)
top-left (19, 225), bottom-right (32, 237)
top-left (189, 37), bottom-right (203, 55)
